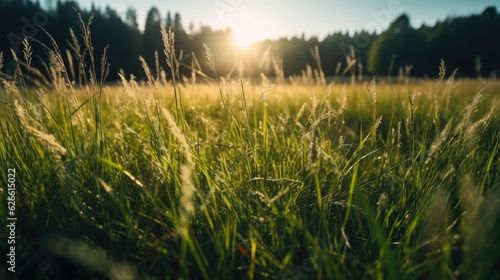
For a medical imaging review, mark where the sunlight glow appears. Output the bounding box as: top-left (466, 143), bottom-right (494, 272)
top-left (228, 13), bottom-right (269, 49)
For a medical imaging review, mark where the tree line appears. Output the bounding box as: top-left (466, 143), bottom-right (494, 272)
top-left (1, 0), bottom-right (499, 81)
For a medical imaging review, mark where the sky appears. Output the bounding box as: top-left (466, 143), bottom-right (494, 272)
top-left (74, 0), bottom-right (500, 47)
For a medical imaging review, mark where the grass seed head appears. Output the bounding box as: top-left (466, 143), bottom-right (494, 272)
top-left (23, 37), bottom-right (32, 72)
top-left (203, 43), bottom-right (217, 76)
top-left (98, 178), bottom-right (112, 193)
top-left (336, 85), bottom-right (347, 116)
top-left (180, 165), bottom-right (195, 217)
top-left (100, 44), bottom-right (110, 83)
top-left (68, 28), bottom-right (81, 57)
top-left (338, 135), bottom-right (345, 150)
top-left (118, 72), bottom-right (131, 96)
top-left (457, 87), bottom-right (485, 136)
top-left (15, 100), bottom-right (67, 157)
top-left (162, 108), bottom-right (193, 165)
top-left (161, 25), bottom-right (175, 69)
top-left (397, 121), bottom-right (402, 149)
top-left (139, 56), bottom-right (155, 90)
top-left (408, 90), bottom-right (415, 136)
top-left (425, 121), bottom-right (451, 166)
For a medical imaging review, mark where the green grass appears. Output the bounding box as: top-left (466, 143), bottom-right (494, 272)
top-left (1, 23), bottom-right (500, 280)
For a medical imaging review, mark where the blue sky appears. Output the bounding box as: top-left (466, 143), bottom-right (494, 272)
top-left (75, 0), bottom-right (499, 45)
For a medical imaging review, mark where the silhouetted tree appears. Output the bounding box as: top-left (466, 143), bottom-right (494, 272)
top-left (368, 15), bottom-right (427, 76)
top-left (125, 7), bottom-right (139, 30)
top-left (368, 8), bottom-right (500, 77)
top-left (174, 12), bottom-right (182, 34)
top-left (166, 11), bottom-right (172, 30)
top-left (143, 7), bottom-right (162, 71)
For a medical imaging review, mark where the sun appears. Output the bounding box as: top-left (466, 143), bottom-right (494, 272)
top-left (228, 13), bottom-right (268, 49)
top-left (233, 30), bottom-right (259, 49)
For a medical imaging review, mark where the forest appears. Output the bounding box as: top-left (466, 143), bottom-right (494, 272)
top-left (1, 0), bottom-right (499, 80)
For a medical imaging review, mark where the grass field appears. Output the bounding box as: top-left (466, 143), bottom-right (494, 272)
top-left (1, 23), bottom-right (500, 280)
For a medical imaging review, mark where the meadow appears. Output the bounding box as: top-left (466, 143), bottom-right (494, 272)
top-left (1, 18), bottom-right (500, 280)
